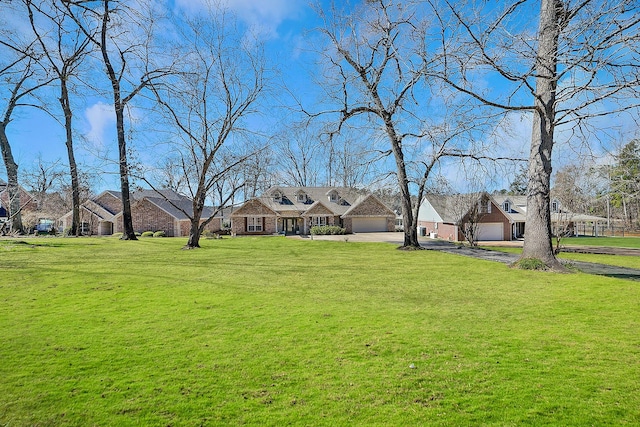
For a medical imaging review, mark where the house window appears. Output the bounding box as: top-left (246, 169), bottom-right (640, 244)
top-left (479, 200), bottom-right (491, 214)
top-left (273, 192), bottom-right (282, 203)
top-left (552, 201), bottom-right (559, 212)
top-left (80, 222), bottom-right (90, 234)
top-left (503, 202), bottom-right (510, 212)
top-left (311, 216), bottom-right (327, 226)
top-left (297, 192), bottom-right (307, 203)
top-left (247, 217), bottom-right (263, 232)
top-left (329, 191), bottom-right (338, 202)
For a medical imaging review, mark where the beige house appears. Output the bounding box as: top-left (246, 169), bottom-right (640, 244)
top-left (230, 186), bottom-right (396, 235)
top-left (417, 193), bottom-right (514, 242)
top-left (492, 194), bottom-right (608, 238)
top-left (58, 189), bottom-right (224, 236)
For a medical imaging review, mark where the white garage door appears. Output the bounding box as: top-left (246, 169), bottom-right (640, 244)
top-left (477, 223), bottom-right (503, 241)
top-left (352, 218), bottom-right (388, 233)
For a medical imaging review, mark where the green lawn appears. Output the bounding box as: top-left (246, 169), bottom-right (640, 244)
top-left (1, 237), bottom-right (639, 426)
top-left (486, 237), bottom-right (640, 269)
top-left (562, 236), bottom-right (640, 248)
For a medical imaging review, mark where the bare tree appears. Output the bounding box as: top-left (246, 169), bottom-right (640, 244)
top-left (314, 0), bottom-right (501, 249)
top-left (551, 163), bottom-right (601, 251)
top-left (241, 149), bottom-right (276, 200)
top-left (609, 139), bottom-right (640, 228)
top-left (148, 4), bottom-right (268, 249)
top-left (428, 0), bottom-right (640, 269)
top-left (64, 0), bottom-right (173, 240)
top-left (26, 0), bottom-right (92, 236)
top-left (155, 156), bottom-right (188, 193)
top-left (0, 5), bottom-right (52, 233)
top-left (451, 193), bottom-right (493, 247)
top-left (326, 127), bottom-right (379, 188)
top-left (274, 124), bottom-right (324, 187)
top-left (21, 155), bottom-right (65, 201)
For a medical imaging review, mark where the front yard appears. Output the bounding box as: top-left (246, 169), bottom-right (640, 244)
top-left (1, 237), bottom-right (639, 425)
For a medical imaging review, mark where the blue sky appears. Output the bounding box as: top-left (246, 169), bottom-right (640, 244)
top-left (3, 0), bottom-right (325, 192)
top-left (2, 0), bottom-right (637, 195)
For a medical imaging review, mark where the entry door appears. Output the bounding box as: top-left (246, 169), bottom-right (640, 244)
top-left (284, 218), bottom-right (298, 234)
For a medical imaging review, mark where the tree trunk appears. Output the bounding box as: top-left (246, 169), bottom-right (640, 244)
top-left (185, 220), bottom-right (201, 249)
top-left (100, 0), bottom-right (137, 241)
top-left (388, 125), bottom-right (420, 248)
top-left (114, 104), bottom-right (137, 240)
top-left (520, 0), bottom-right (564, 270)
top-left (0, 123), bottom-right (23, 233)
top-left (184, 198), bottom-right (204, 249)
top-left (61, 80), bottom-right (81, 236)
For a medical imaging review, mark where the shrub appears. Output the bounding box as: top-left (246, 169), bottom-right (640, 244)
top-left (512, 258), bottom-right (547, 271)
top-left (311, 225), bottom-right (346, 235)
top-left (111, 233), bottom-right (123, 238)
top-left (141, 231), bottom-right (154, 238)
top-left (153, 231), bottom-right (166, 238)
top-left (202, 230), bottom-right (224, 239)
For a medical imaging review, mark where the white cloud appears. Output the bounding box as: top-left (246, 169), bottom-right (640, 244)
top-left (84, 102), bottom-right (115, 147)
top-left (175, 0), bottom-right (303, 38)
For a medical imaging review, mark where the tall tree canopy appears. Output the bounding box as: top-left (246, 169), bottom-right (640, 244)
top-left (428, 0), bottom-right (640, 268)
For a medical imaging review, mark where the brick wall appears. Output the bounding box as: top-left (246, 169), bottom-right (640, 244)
top-left (386, 217), bottom-right (395, 232)
top-left (462, 201), bottom-right (512, 241)
top-left (0, 188), bottom-right (37, 213)
top-left (96, 193), bottom-right (122, 214)
top-left (231, 216), bottom-right (276, 235)
top-left (132, 199), bottom-right (176, 236)
top-left (418, 221), bottom-right (460, 241)
top-left (342, 218), bottom-right (352, 233)
top-left (179, 218), bottom-right (223, 237)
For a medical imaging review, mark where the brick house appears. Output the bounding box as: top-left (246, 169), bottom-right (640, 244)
top-left (58, 189), bottom-right (224, 236)
top-left (230, 186), bottom-right (396, 235)
top-left (0, 178), bottom-right (37, 219)
top-left (417, 192), bottom-right (513, 242)
top-left (492, 194), bottom-right (607, 239)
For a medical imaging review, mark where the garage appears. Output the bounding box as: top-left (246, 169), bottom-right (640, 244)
top-left (352, 217), bottom-right (388, 233)
top-left (477, 222), bottom-right (504, 241)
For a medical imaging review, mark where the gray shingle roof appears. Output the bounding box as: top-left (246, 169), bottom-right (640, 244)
top-left (90, 189), bottom-right (221, 221)
top-left (491, 194), bottom-right (527, 222)
top-left (143, 196), bottom-right (220, 220)
top-left (258, 186), bottom-right (369, 216)
top-left (423, 193), bottom-right (488, 223)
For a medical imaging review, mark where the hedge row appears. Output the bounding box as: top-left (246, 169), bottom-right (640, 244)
top-left (310, 225), bottom-right (346, 235)
top-left (140, 231), bottom-right (166, 237)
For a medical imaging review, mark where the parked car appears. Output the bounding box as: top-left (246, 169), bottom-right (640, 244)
top-left (35, 219), bottom-right (56, 234)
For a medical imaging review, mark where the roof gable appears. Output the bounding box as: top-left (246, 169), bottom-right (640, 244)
top-left (303, 201), bottom-right (334, 216)
top-left (230, 198), bottom-right (278, 217)
top-left (133, 189), bottom-right (187, 201)
top-left (421, 193), bottom-right (501, 223)
top-left (259, 186), bottom-right (369, 215)
top-left (342, 194), bottom-right (395, 218)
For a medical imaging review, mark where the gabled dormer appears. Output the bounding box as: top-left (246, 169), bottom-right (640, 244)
top-left (478, 194), bottom-right (492, 214)
top-left (296, 190), bottom-right (311, 204)
top-left (327, 189), bottom-right (339, 203)
top-left (272, 189), bottom-right (283, 204)
top-left (502, 198), bottom-right (512, 213)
